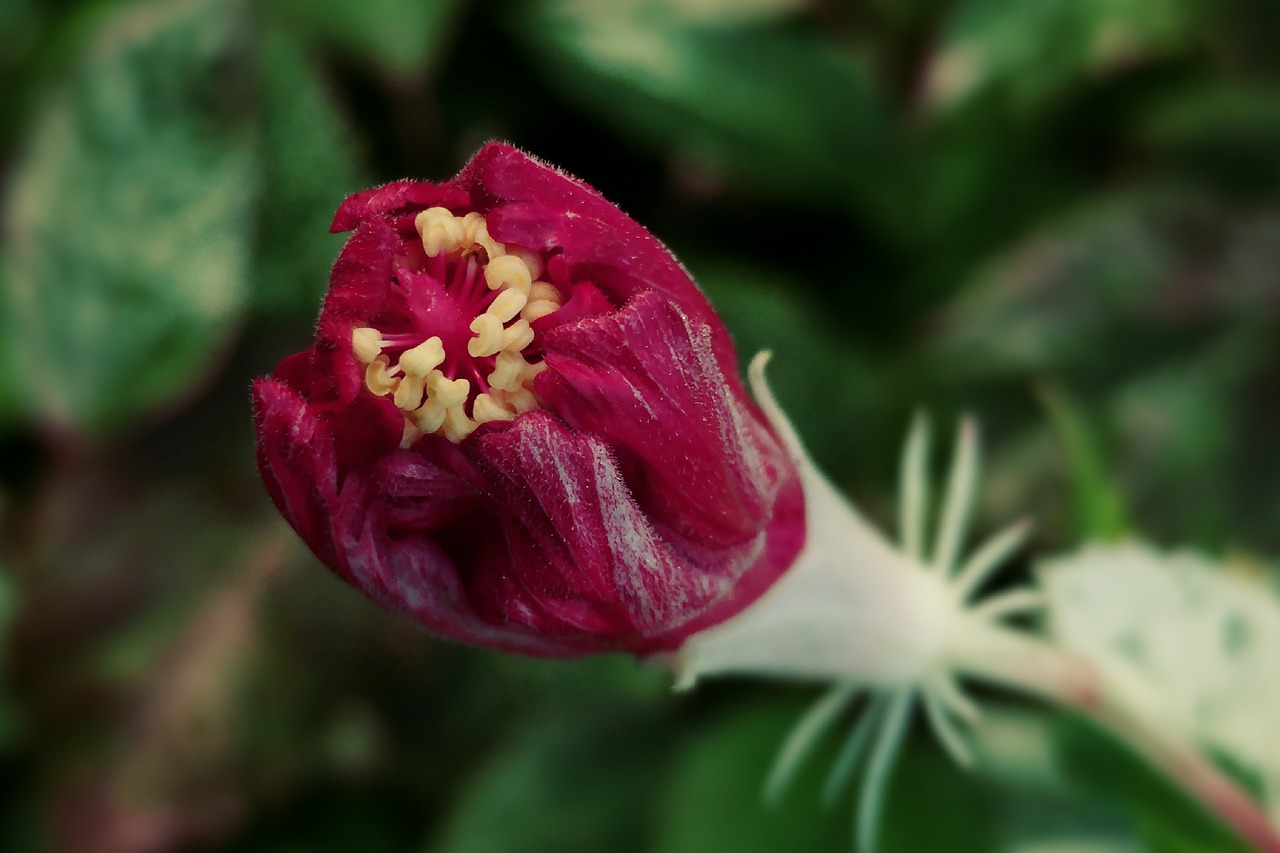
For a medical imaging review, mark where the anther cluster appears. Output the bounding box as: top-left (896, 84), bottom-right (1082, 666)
top-left (349, 208), bottom-right (562, 445)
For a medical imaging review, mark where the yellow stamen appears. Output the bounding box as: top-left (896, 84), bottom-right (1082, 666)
top-left (416, 207), bottom-right (466, 257)
top-left (521, 282), bottom-right (563, 323)
top-left (462, 212), bottom-right (505, 260)
top-left (473, 393), bottom-right (515, 424)
top-left (393, 373), bottom-right (426, 410)
top-left (487, 351), bottom-right (529, 392)
top-left (399, 336), bottom-right (445, 376)
top-left (352, 327), bottom-right (384, 363)
top-left (500, 386), bottom-right (539, 414)
top-left (501, 319), bottom-right (534, 352)
top-left (468, 314), bottom-right (504, 358)
top-left (364, 355), bottom-right (400, 397)
top-left (427, 372), bottom-right (470, 409)
top-left (529, 282), bottom-right (560, 303)
top-left (412, 399), bottom-right (448, 434)
top-left (487, 289), bottom-right (528, 323)
top-left (510, 247), bottom-right (544, 281)
top-left (521, 300), bottom-right (560, 323)
top-left (522, 360), bottom-right (548, 384)
top-left (360, 212), bottom-right (552, 444)
top-left (442, 407), bottom-right (477, 443)
top-left (483, 255), bottom-right (533, 294)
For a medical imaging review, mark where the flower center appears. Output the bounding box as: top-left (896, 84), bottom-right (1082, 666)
top-left (349, 208), bottom-right (563, 446)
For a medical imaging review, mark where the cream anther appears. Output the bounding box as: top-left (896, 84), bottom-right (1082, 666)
top-left (529, 282), bottom-right (560, 302)
top-left (459, 212), bottom-right (483, 243)
top-left (483, 254), bottom-right (533, 294)
top-left (468, 315), bottom-right (504, 357)
top-left (501, 387), bottom-right (539, 414)
top-left (365, 356), bottom-right (400, 397)
top-left (462, 212), bottom-right (504, 260)
top-left (427, 372), bottom-right (470, 409)
top-left (487, 351), bottom-right (528, 392)
top-left (510, 248), bottom-right (544, 281)
top-left (416, 207), bottom-right (466, 257)
top-left (473, 393), bottom-right (515, 424)
top-left (412, 399), bottom-right (448, 433)
top-left (352, 327), bottom-right (384, 363)
top-left (501, 319), bottom-right (534, 352)
top-left (393, 373), bottom-right (426, 410)
top-left (399, 336), bottom-right (445, 376)
top-left (521, 300), bottom-right (560, 323)
top-left (521, 282), bottom-right (563, 323)
top-left (487, 289), bottom-right (528, 323)
top-left (442, 408), bottom-right (477, 443)
top-left (522, 360), bottom-right (548, 384)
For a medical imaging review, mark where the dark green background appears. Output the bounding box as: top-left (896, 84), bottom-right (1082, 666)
top-left (2, 0), bottom-right (1278, 849)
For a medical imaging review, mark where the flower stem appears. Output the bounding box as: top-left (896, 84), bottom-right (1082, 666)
top-left (946, 616), bottom-right (1280, 853)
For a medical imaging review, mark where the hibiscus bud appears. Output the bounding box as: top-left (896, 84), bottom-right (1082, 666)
top-left (252, 142), bottom-right (805, 656)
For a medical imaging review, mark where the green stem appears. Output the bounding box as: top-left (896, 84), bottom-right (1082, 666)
top-left (947, 616), bottom-right (1280, 853)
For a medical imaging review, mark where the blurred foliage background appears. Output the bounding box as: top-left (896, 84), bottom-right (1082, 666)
top-left (2, 0), bottom-right (1279, 850)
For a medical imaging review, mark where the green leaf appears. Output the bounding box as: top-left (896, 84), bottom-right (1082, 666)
top-left (428, 714), bottom-right (663, 853)
top-left (691, 259), bottom-right (885, 482)
top-left (512, 2), bottom-right (909, 224)
top-left (251, 26), bottom-right (366, 321)
top-left (262, 0), bottom-right (464, 79)
top-left (651, 700), bottom-right (843, 853)
top-left (1137, 83), bottom-right (1280, 196)
top-left (486, 653), bottom-right (669, 717)
top-left (933, 189), bottom-right (1273, 543)
top-left (1, 0), bottom-right (258, 436)
top-left (924, 0), bottom-right (1207, 114)
top-left (1037, 383), bottom-right (1128, 541)
top-left (650, 699), bottom-right (997, 853)
top-left (1054, 717), bottom-right (1254, 853)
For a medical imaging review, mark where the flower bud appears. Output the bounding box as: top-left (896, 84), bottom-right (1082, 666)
top-left (252, 142), bottom-right (805, 656)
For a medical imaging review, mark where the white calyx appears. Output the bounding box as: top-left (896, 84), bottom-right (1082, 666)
top-left (671, 353), bottom-right (1040, 852)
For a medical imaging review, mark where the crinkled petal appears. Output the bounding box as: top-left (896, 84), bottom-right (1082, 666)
top-left (327, 449), bottom-right (600, 656)
top-left (538, 290), bottom-right (796, 549)
top-left (252, 378), bottom-right (342, 572)
top-left (331, 180), bottom-right (470, 233)
top-left (468, 412), bottom-right (744, 651)
top-left (460, 144), bottom-right (728, 345)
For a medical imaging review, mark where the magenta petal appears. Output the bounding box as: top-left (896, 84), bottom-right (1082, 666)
top-left (331, 181), bottom-right (470, 233)
top-left (252, 378), bottom-right (342, 572)
top-left (325, 451), bottom-right (598, 656)
top-left (463, 145), bottom-right (727, 334)
top-left (538, 291), bottom-right (791, 547)
top-left (467, 413), bottom-right (744, 652)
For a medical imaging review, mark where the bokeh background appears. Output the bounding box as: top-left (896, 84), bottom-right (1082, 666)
top-left (2, 0), bottom-right (1279, 850)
